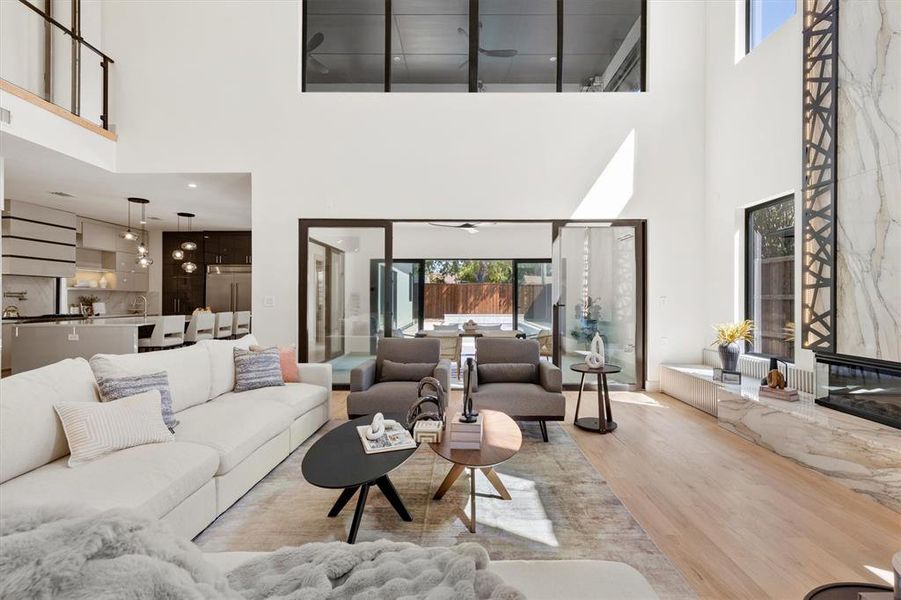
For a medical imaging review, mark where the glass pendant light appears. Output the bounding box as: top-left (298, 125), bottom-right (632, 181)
top-left (172, 213), bottom-right (186, 260)
top-left (179, 212), bottom-right (197, 251)
top-left (182, 261), bottom-right (197, 273)
top-left (131, 199), bottom-right (152, 268)
top-left (121, 199), bottom-right (140, 241)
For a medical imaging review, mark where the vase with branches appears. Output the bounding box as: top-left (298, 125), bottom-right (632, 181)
top-left (711, 320), bottom-right (754, 372)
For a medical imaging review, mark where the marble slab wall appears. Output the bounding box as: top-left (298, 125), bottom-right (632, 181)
top-left (835, 0), bottom-right (901, 362)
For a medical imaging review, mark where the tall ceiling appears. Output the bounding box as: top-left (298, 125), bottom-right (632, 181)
top-left (1, 134), bottom-right (251, 230)
top-left (306, 0), bottom-right (641, 88)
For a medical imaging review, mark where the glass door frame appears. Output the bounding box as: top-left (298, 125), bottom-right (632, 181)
top-left (298, 219), bottom-right (393, 363)
top-left (371, 259), bottom-right (426, 336)
top-left (551, 220), bottom-right (647, 390)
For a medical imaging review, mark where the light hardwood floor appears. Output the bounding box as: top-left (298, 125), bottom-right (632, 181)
top-left (330, 389), bottom-right (900, 599)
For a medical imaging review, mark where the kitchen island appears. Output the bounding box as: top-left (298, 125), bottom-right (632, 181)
top-left (8, 318), bottom-right (155, 374)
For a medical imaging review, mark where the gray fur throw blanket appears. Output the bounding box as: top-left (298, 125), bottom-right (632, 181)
top-left (0, 507), bottom-right (524, 600)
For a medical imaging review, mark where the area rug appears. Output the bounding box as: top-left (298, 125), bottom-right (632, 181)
top-left (195, 422), bottom-right (695, 598)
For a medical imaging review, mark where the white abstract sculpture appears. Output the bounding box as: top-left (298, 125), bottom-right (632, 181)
top-left (584, 333), bottom-right (606, 369)
top-left (366, 413), bottom-right (385, 440)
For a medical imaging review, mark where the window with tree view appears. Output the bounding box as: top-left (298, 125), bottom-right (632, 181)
top-left (746, 196), bottom-right (795, 359)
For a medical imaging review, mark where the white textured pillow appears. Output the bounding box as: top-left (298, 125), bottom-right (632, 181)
top-left (54, 390), bottom-right (174, 467)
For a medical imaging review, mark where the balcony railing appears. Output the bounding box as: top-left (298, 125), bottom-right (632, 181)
top-left (0, 0), bottom-right (114, 131)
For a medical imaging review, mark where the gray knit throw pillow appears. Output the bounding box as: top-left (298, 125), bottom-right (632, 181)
top-left (96, 371), bottom-right (178, 431)
top-left (234, 347), bottom-right (285, 392)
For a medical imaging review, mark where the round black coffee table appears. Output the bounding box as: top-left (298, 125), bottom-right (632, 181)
top-left (570, 363), bottom-right (621, 434)
top-left (302, 415), bottom-right (416, 544)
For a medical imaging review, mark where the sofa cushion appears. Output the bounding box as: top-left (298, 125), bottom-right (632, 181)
top-left (475, 338), bottom-right (540, 365)
top-left (234, 347), bottom-right (284, 393)
top-left (55, 390), bottom-right (174, 467)
top-left (477, 363), bottom-right (537, 384)
top-left (379, 360), bottom-right (437, 383)
top-left (0, 358), bottom-right (99, 484)
top-left (346, 381), bottom-right (421, 418)
top-left (0, 441), bottom-right (218, 519)
top-left (222, 383), bottom-right (328, 420)
top-left (472, 383), bottom-right (566, 418)
top-left (90, 345), bottom-right (212, 413)
top-left (200, 335), bottom-right (258, 398)
top-left (174, 394), bottom-right (294, 475)
top-left (96, 371), bottom-right (178, 430)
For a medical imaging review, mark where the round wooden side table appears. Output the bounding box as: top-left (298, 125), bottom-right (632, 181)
top-left (429, 410), bottom-right (522, 533)
top-left (570, 363), bottom-right (621, 434)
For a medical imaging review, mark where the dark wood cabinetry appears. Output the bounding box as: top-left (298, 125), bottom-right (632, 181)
top-left (204, 231), bottom-right (252, 265)
top-left (162, 231), bottom-right (251, 315)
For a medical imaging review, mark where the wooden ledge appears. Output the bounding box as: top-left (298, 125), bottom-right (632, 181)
top-left (0, 79), bottom-right (117, 141)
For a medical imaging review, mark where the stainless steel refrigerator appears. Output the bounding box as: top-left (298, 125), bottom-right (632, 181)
top-left (206, 265), bottom-right (251, 312)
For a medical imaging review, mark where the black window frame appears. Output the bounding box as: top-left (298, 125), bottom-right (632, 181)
top-left (301, 0), bottom-right (647, 93)
top-left (744, 194), bottom-right (796, 360)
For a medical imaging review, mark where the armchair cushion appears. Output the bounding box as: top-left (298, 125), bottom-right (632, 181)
top-left (475, 338), bottom-right (539, 366)
top-left (375, 338), bottom-right (440, 380)
top-left (379, 360), bottom-right (438, 383)
top-left (433, 359), bottom-right (452, 398)
top-left (538, 362), bottom-right (562, 393)
top-left (477, 363), bottom-right (537, 384)
top-left (471, 383), bottom-right (565, 419)
top-left (350, 359), bottom-right (377, 392)
top-left (346, 382), bottom-right (421, 418)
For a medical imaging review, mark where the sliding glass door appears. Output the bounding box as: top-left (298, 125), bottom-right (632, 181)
top-left (514, 260), bottom-right (554, 359)
top-left (553, 222), bottom-right (645, 388)
top-left (300, 221), bottom-right (391, 385)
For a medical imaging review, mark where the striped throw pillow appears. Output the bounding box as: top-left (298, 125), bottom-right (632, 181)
top-left (54, 390), bottom-right (174, 467)
top-left (234, 347), bottom-right (285, 392)
top-left (96, 371), bottom-right (178, 431)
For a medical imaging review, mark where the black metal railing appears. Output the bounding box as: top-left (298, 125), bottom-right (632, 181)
top-left (6, 0), bottom-right (114, 130)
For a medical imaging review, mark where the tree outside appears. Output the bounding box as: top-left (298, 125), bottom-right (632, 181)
top-left (426, 260), bottom-right (512, 283)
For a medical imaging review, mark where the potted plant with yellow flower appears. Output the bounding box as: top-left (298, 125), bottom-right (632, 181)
top-left (711, 320), bottom-right (754, 372)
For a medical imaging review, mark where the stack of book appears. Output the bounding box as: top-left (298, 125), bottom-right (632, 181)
top-left (758, 386), bottom-right (799, 402)
top-left (448, 413), bottom-right (483, 450)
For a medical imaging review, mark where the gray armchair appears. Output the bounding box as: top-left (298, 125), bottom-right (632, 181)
top-left (465, 337), bottom-right (564, 442)
top-left (347, 338), bottom-right (451, 419)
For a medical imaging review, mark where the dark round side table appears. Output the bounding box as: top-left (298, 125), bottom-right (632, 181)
top-left (570, 363), bottom-right (621, 434)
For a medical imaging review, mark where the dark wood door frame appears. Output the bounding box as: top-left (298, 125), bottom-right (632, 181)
top-left (299, 220), bottom-right (393, 363)
top-left (551, 220), bottom-right (647, 390)
top-left (298, 218), bottom-right (645, 389)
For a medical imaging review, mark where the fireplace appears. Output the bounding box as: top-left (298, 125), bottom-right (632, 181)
top-left (815, 355), bottom-right (901, 430)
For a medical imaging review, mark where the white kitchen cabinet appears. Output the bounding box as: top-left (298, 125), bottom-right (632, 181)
top-left (81, 221), bottom-right (118, 252)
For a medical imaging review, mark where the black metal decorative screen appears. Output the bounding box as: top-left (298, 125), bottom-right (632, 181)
top-left (801, 0), bottom-right (837, 352)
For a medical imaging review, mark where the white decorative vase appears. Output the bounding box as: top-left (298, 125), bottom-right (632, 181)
top-left (584, 333), bottom-right (606, 368)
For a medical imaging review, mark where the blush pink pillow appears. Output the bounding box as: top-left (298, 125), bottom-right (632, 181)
top-left (250, 345), bottom-right (299, 383)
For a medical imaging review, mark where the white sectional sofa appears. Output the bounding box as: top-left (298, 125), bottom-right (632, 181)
top-left (0, 335), bottom-right (331, 539)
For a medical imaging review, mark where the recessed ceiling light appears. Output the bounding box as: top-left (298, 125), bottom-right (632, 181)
top-left (549, 56), bottom-right (557, 62)
top-left (49, 191), bottom-right (75, 197)
top-left (187, 183), bottom-right (198, 189)
top-left (393, 56), bottom-right (402, 63)
top-left (336, 239), bottom-right (342, 244)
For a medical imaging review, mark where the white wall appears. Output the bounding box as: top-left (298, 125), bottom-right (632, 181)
top-left (703, 1), bottom-right (809, 366)
top-left (99, 0), bottom-right (710, 387)
top-left (393, 223), bottom-right (552, 259)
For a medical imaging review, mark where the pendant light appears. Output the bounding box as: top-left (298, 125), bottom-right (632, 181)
top-left (171, 213), bottom-right (186, 260)
top-left (129, 198), bottom-right (153, 268)
top-left (178, 212), bottom-right (197, 273)
top-left (121, 198), bottom-right (140, 241)
top-left (180, 212), bottom-right (197, 251)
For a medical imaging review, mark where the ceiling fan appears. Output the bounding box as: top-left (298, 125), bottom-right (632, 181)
top-left (429, 222), bottom-right (494, 234)
top-left (306, 32), bottom-right (329, 75)
top-left (456, 23), bottom-right (518, 69)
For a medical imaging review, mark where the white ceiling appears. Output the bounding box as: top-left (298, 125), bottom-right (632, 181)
top-left (1, 133), bottom-right (251, 231)
top-left (306, 0), bottom-right (641, 86)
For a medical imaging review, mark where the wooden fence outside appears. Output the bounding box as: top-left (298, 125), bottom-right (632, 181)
top-left (424, 283), bottom-right (548, 319)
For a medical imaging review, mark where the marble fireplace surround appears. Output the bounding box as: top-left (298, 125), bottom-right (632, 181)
top-left (717, 381), bottom-right (900, 514)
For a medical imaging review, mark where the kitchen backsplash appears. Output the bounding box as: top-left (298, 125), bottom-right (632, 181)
top-left (2, 276), bottom-right (57, 316)
top-left (67, 290), bottom-right (160, 315)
